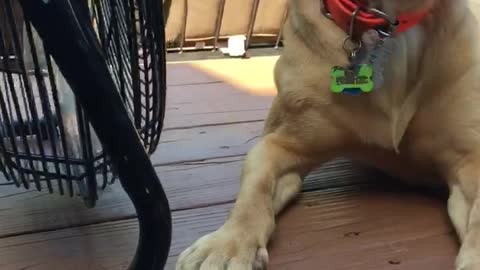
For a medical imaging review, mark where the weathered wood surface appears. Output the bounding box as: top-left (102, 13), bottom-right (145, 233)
top-left (0, 59), bottom-right (371, 237)
top-left (0, 185), bottom-right (457, 270)
top-left (0, 156), bottom-right (370, 238)
top-left (0, 57), bottom-right (458, 270)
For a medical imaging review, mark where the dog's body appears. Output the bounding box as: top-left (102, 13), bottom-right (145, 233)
top-left (176, 1), bottom-right (480, 269)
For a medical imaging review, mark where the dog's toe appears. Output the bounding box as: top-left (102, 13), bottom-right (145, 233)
top-left (456, 248), bottom-right (480, 270)
top-left (253, 248), bottom-right (269, 269)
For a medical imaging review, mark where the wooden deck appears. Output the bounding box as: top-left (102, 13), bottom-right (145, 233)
top-left (0, 56), bottom-right (458, 270)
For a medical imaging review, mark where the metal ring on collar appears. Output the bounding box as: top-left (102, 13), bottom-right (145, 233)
top-left (367, 8), bottom-right (399, 26)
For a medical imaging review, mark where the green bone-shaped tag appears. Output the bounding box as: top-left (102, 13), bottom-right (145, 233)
top-left (330, 64), bottom-right (374, 94)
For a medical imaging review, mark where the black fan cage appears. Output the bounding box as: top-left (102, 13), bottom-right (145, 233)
top-left (0, 0), bottom-right (165, 207)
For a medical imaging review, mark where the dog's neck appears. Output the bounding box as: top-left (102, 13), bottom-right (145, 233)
top-left (287, 0), bottom-right (476, 92)
top-left (286, 0), bottom-right (477, 150)
top-left (322, 0), bottom-right (434, 39)
top-left (289, 0), bottom-right (470, 58)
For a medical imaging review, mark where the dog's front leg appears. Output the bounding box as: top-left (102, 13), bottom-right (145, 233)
top-left (448, 160), bottom-right (480, 270)
top-left (176, 132), bottom-right (323, 270)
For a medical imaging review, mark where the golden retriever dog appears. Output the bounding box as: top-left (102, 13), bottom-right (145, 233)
top-left (176, 0), bottom-right (480, 269)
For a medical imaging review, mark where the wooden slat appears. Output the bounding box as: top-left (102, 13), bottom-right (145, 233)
top-left (167, 57), bottom-right (278, 91)
top-left (153, 120), bottom-right (264, 165)
top-left (172, 185), bottom-right (457, 269)
top-left (0, 155), bottom-right (371, 238)
top-left (303, 158), bottom-right (373, 192)
top-left (269, 187), bottom-right (456, 269)
top-left (164, 58), bottom-right (277, 130)
top-left (167, 63), bottom-right (222, 86)
top-left (0, 57), bottom-right (275, 233)
top-left (0, 185), bottom-right (456, 270)
top-left (159, 58), bottom-right (277, 166)
top-left (164, 82), bottom-right (272, 130)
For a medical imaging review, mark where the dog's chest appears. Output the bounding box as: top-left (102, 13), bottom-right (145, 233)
top-left (348, 146), bottom-right (439, 185)
top-left (336, 90), bottom-right (416, 151)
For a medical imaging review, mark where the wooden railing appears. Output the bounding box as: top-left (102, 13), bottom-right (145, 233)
top-left (164, 0), bottom-right (288, 53)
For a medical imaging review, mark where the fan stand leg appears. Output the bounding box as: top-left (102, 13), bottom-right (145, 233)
top-left (18, 1), bottom-right (172, 269)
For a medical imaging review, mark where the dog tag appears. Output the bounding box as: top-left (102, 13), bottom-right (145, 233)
top-left (330, 64), bottom-right (374, 95)
top-left (353, 29), bottom-right (396, 90)
top-left (330, 29), bottom-right (395, 94)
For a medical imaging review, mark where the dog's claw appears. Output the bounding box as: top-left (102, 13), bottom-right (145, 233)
top-left (253, 248), bottom-right (269, 270)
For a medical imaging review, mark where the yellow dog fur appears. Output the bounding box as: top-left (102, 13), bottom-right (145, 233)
top-left (177, 1), bottom-right (480, 269)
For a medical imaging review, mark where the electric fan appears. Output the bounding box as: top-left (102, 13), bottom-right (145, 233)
top-left (2, 0), bottom-right (171, 269)
top-left (0, 0), bottom-right (164, 207)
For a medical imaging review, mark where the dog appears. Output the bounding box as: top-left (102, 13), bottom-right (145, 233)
top-left (176, 0), bottom-right (480, 269)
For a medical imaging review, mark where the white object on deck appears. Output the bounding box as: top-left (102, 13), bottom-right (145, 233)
top-left (226, 35), bottom-right (246, 57)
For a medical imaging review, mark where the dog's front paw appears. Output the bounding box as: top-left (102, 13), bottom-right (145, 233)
top-left (176, 227), bottom-right (269, 270)
top-left (457, 248), bottom-right (480, 270)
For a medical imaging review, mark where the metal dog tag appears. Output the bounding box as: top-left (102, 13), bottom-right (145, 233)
top-left (352, 29), bottom-right (395, 90)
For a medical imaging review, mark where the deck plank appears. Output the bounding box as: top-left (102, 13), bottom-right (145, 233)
top-left (0, 185), bottom-right (456, 270)
top-left (164, 82), bottom-right (273, 130)
top-left (269, 187), bottom-right (456, 270)
top-left (0, 56), bottom-right (279, 236)
top-left (166, 57), bottom-right (278, 90)
top-left (164, 58), bottom-right (277, 130)
top-left (167, 63), bottom-right (222, 86)
top-left (153, 121), bottom-right (263, 165)
top-left (0, 156), bottom-right (371, 237)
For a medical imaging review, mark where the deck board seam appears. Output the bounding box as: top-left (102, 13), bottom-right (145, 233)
top-left (0, 214), bottom-right (137, 241)
top-left (162, 119), bottom-right (265, 132)
top-left (167, 80), bottom-right (224, 87)
top-left (153, 153), bottom-right (247, 167)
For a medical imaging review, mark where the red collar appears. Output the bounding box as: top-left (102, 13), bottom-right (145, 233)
top-left (323, 0), bottom-right (432, 37)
